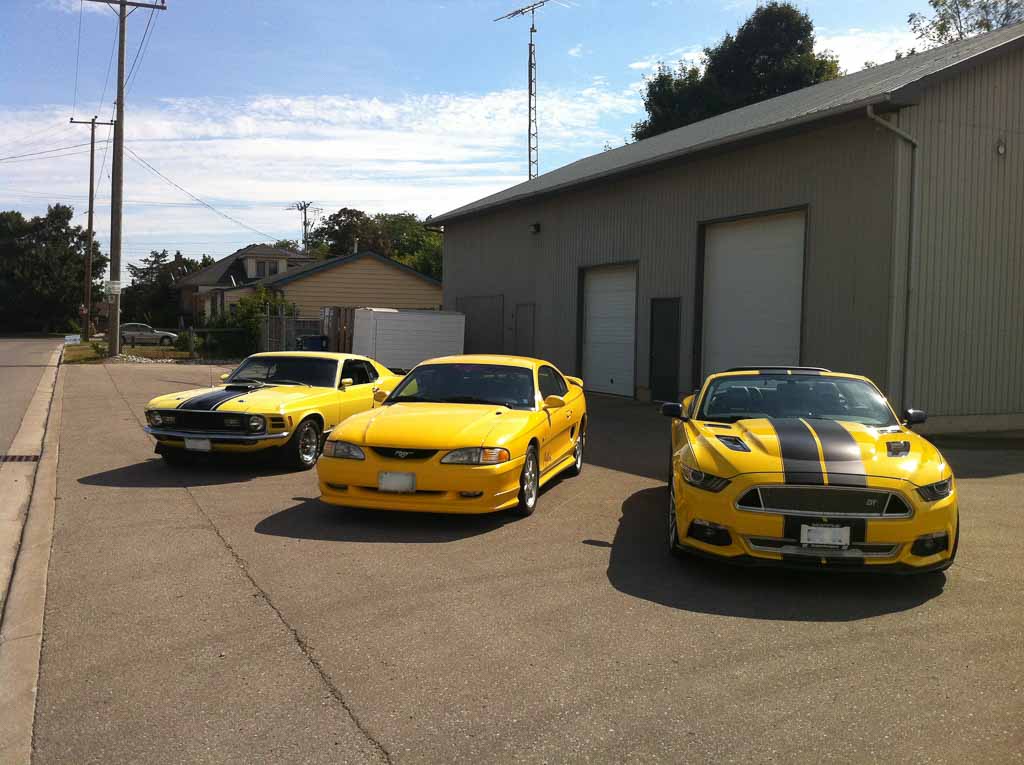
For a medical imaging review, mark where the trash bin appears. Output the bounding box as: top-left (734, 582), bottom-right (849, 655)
top-left (298, 334), bottom-right (329, 351)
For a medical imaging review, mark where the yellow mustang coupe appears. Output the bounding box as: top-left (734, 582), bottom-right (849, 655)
top-left (317, 355), bottom-right (587, 516)
top-left (662, 367), bottom-right (958, 573)
top-left (144, 352), bottom-right (401, 470)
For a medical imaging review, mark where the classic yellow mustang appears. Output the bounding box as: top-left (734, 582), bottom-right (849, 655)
top-left (144, 352), bottom-right (401, 469)
top-left (662, 367), bottom-right (958, 573)
top-left (317, 355), bottom-right (587, 515)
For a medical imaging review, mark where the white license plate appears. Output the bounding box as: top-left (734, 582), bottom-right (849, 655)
top-left (184, 437), bottom-right (212, 452)
top-left (378, 471), bottom-right (416, 493)
top-left (800, 524), bottom-right (850, 547)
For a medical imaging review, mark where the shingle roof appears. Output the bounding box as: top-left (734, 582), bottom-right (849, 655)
top-left (176, 245), bottom-right (312, 287)
top-left (258, 250), bottom-right (442, 288)
top-left (432, 22), bottom-right (1024, 225)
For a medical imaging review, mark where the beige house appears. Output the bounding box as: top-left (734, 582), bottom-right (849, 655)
top-left (218, 251), bottom-right (442, 318)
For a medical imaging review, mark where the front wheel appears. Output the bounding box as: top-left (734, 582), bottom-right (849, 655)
top-left (510, 445), bottom-right (540, 517)
top-left (667, 475), bottom-right (686, 559)
top-left (160, 336), bottom-right (172, 346)
top-left (282, 418), bottom-right (322, 470)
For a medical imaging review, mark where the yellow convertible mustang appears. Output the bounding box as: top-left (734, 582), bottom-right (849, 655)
top-left (144, 352), bottom-right (401, 469)
top-left (317, 355), bottom-right (587, 516)
top-left (662, 367), bottom-right (958, 573)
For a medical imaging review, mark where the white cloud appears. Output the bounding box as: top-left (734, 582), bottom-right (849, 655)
top-left (44, 0), bottom-right (106, 14)
top-left (628, 45), bottom-right (704, 72)
top-left (816, 28), bottom-right (921, 72)
top-left (0, 85), bottom-right (641, 270)
top-left (568, 43), bottom-right (584, 58)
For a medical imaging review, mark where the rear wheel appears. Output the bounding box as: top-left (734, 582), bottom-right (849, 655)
top-left (283, 418), bottom-right (321, 470)
top-left (565, 424), bottom-right (585, 477)
top-left (510, 445), bottom-right (540, 517)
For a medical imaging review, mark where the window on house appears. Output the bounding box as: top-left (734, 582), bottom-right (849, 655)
top-left (268, 261), bottom-right (279, 275)
top-left (256, 261), bottom-right (267, 277)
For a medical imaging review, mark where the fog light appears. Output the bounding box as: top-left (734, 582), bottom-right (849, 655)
top-left (687, 519), bottom-right (732, 547)
top-left (459, 491), bottom-right (484, 498)
top-left (326, 483), bottom-right (348, 491)
top-left (248, 415), bottom-right (265, 432)
top-left (150, 412), bottom-right (163, 426)
top-left (911, 532), bottom-right (949, 556)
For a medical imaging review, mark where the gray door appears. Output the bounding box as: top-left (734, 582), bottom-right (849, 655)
top-left (650, 298), bottom-right (681, 402)
top-left (456, 295), bottom-right (504, 354)
top-left (514, 303), bottom-right (535, 357)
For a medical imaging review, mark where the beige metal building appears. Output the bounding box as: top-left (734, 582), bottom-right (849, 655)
top-left (433, 24), bottom-right (1024, 432)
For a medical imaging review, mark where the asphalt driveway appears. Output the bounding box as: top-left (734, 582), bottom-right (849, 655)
top-left (33, 363), bottom-right (1024, 763)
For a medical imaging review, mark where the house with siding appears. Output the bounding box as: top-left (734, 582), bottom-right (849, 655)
top-left (432, 23), bottom-right (1024, 433)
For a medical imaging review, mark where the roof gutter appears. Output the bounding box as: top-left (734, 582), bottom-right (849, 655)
top-left (867, 103), bottom-right (918, 413)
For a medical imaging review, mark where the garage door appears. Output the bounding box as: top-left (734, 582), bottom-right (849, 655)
top-left (582, 265), bottom-right (636, 396)
top-left (702, 211), bottom-right (805, 376)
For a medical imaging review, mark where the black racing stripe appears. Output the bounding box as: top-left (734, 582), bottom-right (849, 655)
top-left (771, 418), bottom-right (824, 485)
top-left (178, 388), bottom-right (247, 411)
top-left (808, 419), bottom-right (868, 487)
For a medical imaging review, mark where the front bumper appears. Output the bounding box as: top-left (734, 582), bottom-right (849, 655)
top-left (671, 471), bottom-right (958, 572)
top-left (145, 426), bottom-right (290, 453)
top-left (317, 450), bottom-right (525, 514)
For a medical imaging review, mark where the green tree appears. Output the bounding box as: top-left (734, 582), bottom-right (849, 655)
top-left (309, 208), bottom-right (384, 257)
top-left (632, 2), bottom-right (840, 141)
top-left (0, 204), bottom-right (107, 332)
top-left (909, 0), bottom-right (1023, 45)
top-left (272, 239), bottom-right (301, 252)
top-left (310, 208), bottom-right (442, 280)
top-left (122, 248), bottom-right (214, 327)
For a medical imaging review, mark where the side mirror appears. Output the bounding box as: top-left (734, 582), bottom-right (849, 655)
top-left (219, 373), bottom-right (230, 382)
top-left (543, 394), bottom-right (566, 409)
top-left (903, 408), bottom-right (927, 426)
top-left (340, 377), bottom-right (355, 389)
top-left (373, 388), bottom-right (389, 403)
top-left (661, 402), bottom-right (688, 420)
top-left (682, 394), bottom-right (696, 415)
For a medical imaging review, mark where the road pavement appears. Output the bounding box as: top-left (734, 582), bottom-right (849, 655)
top-left (0, 338), bottom-right (62, 455)
top-left (32, 363), bottom-right (1024, 763)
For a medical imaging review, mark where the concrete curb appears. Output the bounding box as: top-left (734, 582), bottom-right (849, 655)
top-left (0, 352), bottom-right (63, 764)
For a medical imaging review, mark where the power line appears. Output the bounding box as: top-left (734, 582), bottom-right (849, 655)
top-left (0, 148), bottom-right (95, 164)
top-left (72, 0), bottom-right (85, 118)
top-left (0, 141), bottom-right (109, 162)
top-left (96, 17), bottom-right (118, 115)
top-left (124, 8), bottom-right (156, 93)
top-left (125, 145), bottom-right (279, 241)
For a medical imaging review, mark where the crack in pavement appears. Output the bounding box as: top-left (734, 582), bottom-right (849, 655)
top-left (101, 364), bottom-right (393, 764)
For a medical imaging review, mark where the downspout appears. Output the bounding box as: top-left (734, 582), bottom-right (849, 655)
top-left (867, 104), bottom-right (918, 412)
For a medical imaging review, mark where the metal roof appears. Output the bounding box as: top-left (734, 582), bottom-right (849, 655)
top-left (176, 245), bottom-right (312, 287)
top-left (258, 250), bottom-right (442, 288)
top-left (432, 23), bottom-right (1024, 225)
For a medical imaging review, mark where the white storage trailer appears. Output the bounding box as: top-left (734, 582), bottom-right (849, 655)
top-left (351, 308), bottom-right (465, 372)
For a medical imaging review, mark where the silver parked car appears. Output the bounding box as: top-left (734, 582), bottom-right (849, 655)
top-left (121, 323), bottom-right (178, 347)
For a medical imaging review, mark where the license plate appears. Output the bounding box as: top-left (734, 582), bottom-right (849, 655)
top-left (800, 524), bottom-right (850, 548)
top-left (378, 471), bottom-right (416, 493)
top-left (184, 437), bottom-right (212, 452)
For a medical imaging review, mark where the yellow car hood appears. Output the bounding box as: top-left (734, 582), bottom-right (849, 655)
top-left (147, 384), bottom-right (328, 414)
top-left (336, 403), bottom-right (533, 450)
top-left (687, 418), bottom-right (949, 487)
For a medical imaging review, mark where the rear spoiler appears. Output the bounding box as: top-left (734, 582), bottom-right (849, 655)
top-left (566, 375), bottom-right (584, 388)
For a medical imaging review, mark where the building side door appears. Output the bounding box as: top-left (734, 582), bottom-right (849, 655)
top-left (650, 298), bottom-right (681, 402)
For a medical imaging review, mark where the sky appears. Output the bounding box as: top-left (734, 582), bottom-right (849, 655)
top-left (1, 0), bottom-right (925, 276)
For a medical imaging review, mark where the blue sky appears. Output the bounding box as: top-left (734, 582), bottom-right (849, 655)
top-left (1, 0), bottom-right (924, 272)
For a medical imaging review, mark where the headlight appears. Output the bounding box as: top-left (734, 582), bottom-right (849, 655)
top-left (323, 441), bottom-right (365, 460)
top-left (441, 447), bottom-right (511, 465)
top-left (248, 415), bottom-right (265, 432)
top-left (917, 477), bottom-right (953, 502)
top-left (681, 464), bottom-right (730, 492)
top-left (149, 411), bottom-right (162, 426)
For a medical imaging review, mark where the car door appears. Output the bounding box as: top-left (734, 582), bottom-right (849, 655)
top-left (121, 323), bottom-right (140, 346)
top-left (337, 359), bottom-right (377, 424)
top-left (139, 324), bottom-right (157, 345)
top-left (538, 365), bottom-right (575, 469)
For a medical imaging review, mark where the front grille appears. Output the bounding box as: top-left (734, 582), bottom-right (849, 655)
top-left (154, 410), bottom-right (244, 432)
top-left (747, 536), bottom-right (901, 559)
top-left (737, 486), bottom-right (912, 518)
top-left (370, 447), bottom-right (438, 461)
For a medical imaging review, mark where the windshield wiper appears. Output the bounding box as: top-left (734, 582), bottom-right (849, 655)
top-left (227, 377), bottom-right (264, 386)
top-left (442, 396), bottom-right (504, 406)
top-left (269, 379), bottom-right (311, 387)
top-left (389, 395), bottom-right (437, 404)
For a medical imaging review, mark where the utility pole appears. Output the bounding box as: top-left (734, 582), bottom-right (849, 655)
top-left (497, 1), bottom-right (560, 179)
top-left (289, 201), bottom-right (314, 252)
top-left (84, 0), bottom-right (167, 356)
top-left (70, 115), bottom-right (115, 343)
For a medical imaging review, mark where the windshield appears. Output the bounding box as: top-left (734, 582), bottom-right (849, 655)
top-left (228, 356), bottom-right (337, 388)
top-left (697, 374), bottom-right (898, 427)
top-left (387, 363), bottom-right (536, 410)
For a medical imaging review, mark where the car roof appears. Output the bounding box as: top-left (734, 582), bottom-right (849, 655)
top-left (247, 351), bottom-right (375, 363)
top-left (707, 368), bottom-right (874, 384)
top-left (420, 354), bottom-right (546, 369)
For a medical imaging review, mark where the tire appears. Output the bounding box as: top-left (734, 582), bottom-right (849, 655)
top-left (121, 335), bottom-right (128, 348)
top-left (565, 423), bottom-right (585, 477)
top-left (160, 336), bottom-right (172, 346)
top-left (282, 417), bottom-right (322, 470)
top-left (510, 445), bottom-right (540, 517)
top-left (667, 472), bottom-right (686, 559)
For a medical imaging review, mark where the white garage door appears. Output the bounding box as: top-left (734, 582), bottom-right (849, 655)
top-left (702, 211), bottom-right (806, 376)
top-left (582, 265), bottom-right (636, 396)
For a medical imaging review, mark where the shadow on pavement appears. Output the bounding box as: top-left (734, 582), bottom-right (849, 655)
top-left (79, 456), bottom-right (298, 488)
top-left (605, 487), bottom-right (946, 622)
top-left (255, 498), bottom-right (513, 544)
top-left (584, 394), bottom-right (667, 481)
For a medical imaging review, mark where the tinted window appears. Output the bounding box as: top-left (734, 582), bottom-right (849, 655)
top-left (698, 374), bottom-right (897, 427)
top-left (341, 359), bottom-right (373, 385)
top-left (388, 363), bottom-right (536, 410)
top-left (538, 366), bottom-right (567, 398)
top-left (229, 356), bottom-right (338, 388)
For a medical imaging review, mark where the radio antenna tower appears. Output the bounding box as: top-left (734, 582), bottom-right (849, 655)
top-left (496, 1), bottom-right (565, 180)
